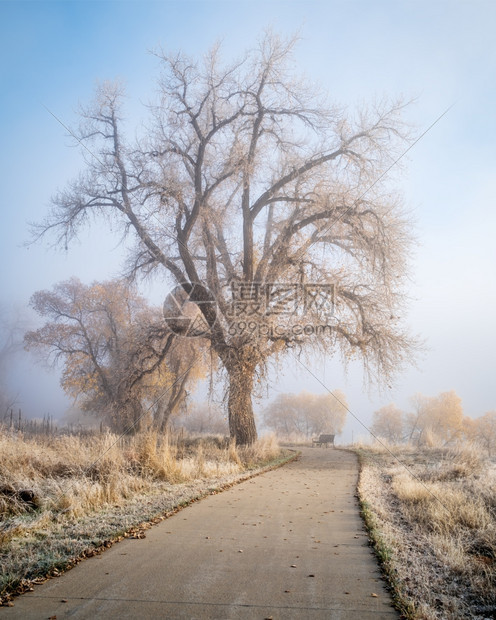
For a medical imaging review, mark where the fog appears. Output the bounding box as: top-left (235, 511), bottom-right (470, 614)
top-left (1, 1), bottom-right (495, 442)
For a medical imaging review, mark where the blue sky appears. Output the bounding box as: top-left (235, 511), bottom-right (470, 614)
top-left (1, 0), bottom-right (495, 440)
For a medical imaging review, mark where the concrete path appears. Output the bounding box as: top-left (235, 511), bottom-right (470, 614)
top-left (1, 448), bottom-right (397, 619)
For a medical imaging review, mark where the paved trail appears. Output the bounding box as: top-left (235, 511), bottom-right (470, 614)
top-left (1, 448), bottom-right (397, 619)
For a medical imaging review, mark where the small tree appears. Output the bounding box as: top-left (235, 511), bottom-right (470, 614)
top-left (371, 403), bottom-right (404, 444)
top-left (34, 33), bottom-right (416, 444)
top-left (25, 278), bottom-right (203, 433)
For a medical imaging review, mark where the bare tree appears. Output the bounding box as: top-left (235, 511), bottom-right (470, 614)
top-left (25, 278), bottom-right (203, 433)
top-left (34, 33), bottom-right (416, 444)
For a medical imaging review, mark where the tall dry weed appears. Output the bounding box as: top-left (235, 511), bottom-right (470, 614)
top-left (0, 429), bottom-right (281, 524)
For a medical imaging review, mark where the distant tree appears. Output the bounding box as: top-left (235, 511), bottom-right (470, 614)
top-left (472, 411), bottom-right (496, 456)
top-left (461, 415), bottom-right (476, 443)
top-left (263, 390), bottom-right (347, 439)
top-left (0, 306), bottom-right (27, 420)
top-left (304, 391), bottom-right (348, 436)
top-left (405, 393), bottom-right (428, 444)
top-left (405, 391), bottom-right (463, 446)
top-left (25, 278), bottom-right (204, 433)
top-left (434, 391), bottom-right (464, 443)
top-left (263, 392), bottom-right (312, 438)
top-left (33, 33), bottom-right (417, 444)
top-left (371, 403), bottom-right (404, 443)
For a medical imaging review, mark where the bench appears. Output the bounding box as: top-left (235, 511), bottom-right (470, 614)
top-left (312, 434), bottom-right (335, 448)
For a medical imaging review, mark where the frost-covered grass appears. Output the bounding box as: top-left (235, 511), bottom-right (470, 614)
top-left (0, 429), bottom-right (287, 604)
top-left (356, 444), bottom-right (496, 619)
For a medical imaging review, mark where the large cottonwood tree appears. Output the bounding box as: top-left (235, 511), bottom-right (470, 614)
top-left (35, 34), bottom-right (416, 444)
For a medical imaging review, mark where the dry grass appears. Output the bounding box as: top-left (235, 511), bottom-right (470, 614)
top-left (356, 443), bottom-right (496, 619)
top-left (0, 428), bottom-right (289, 604)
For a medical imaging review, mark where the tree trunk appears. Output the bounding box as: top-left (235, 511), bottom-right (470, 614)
top-left (227, 363), bottom-right (258, 446)
top-left (115, 398), bottom-right (144, 434)
top-left (158, 365), bottom-right (192, 432)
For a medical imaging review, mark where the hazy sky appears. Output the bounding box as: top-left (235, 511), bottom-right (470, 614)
top-left (1, 0), bottom-right (495, 441)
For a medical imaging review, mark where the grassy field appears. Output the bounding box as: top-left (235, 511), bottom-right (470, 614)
top-left (356, 444), bottom-right (496, 619)
top-left (0, 429), bottom-right (291, 605)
